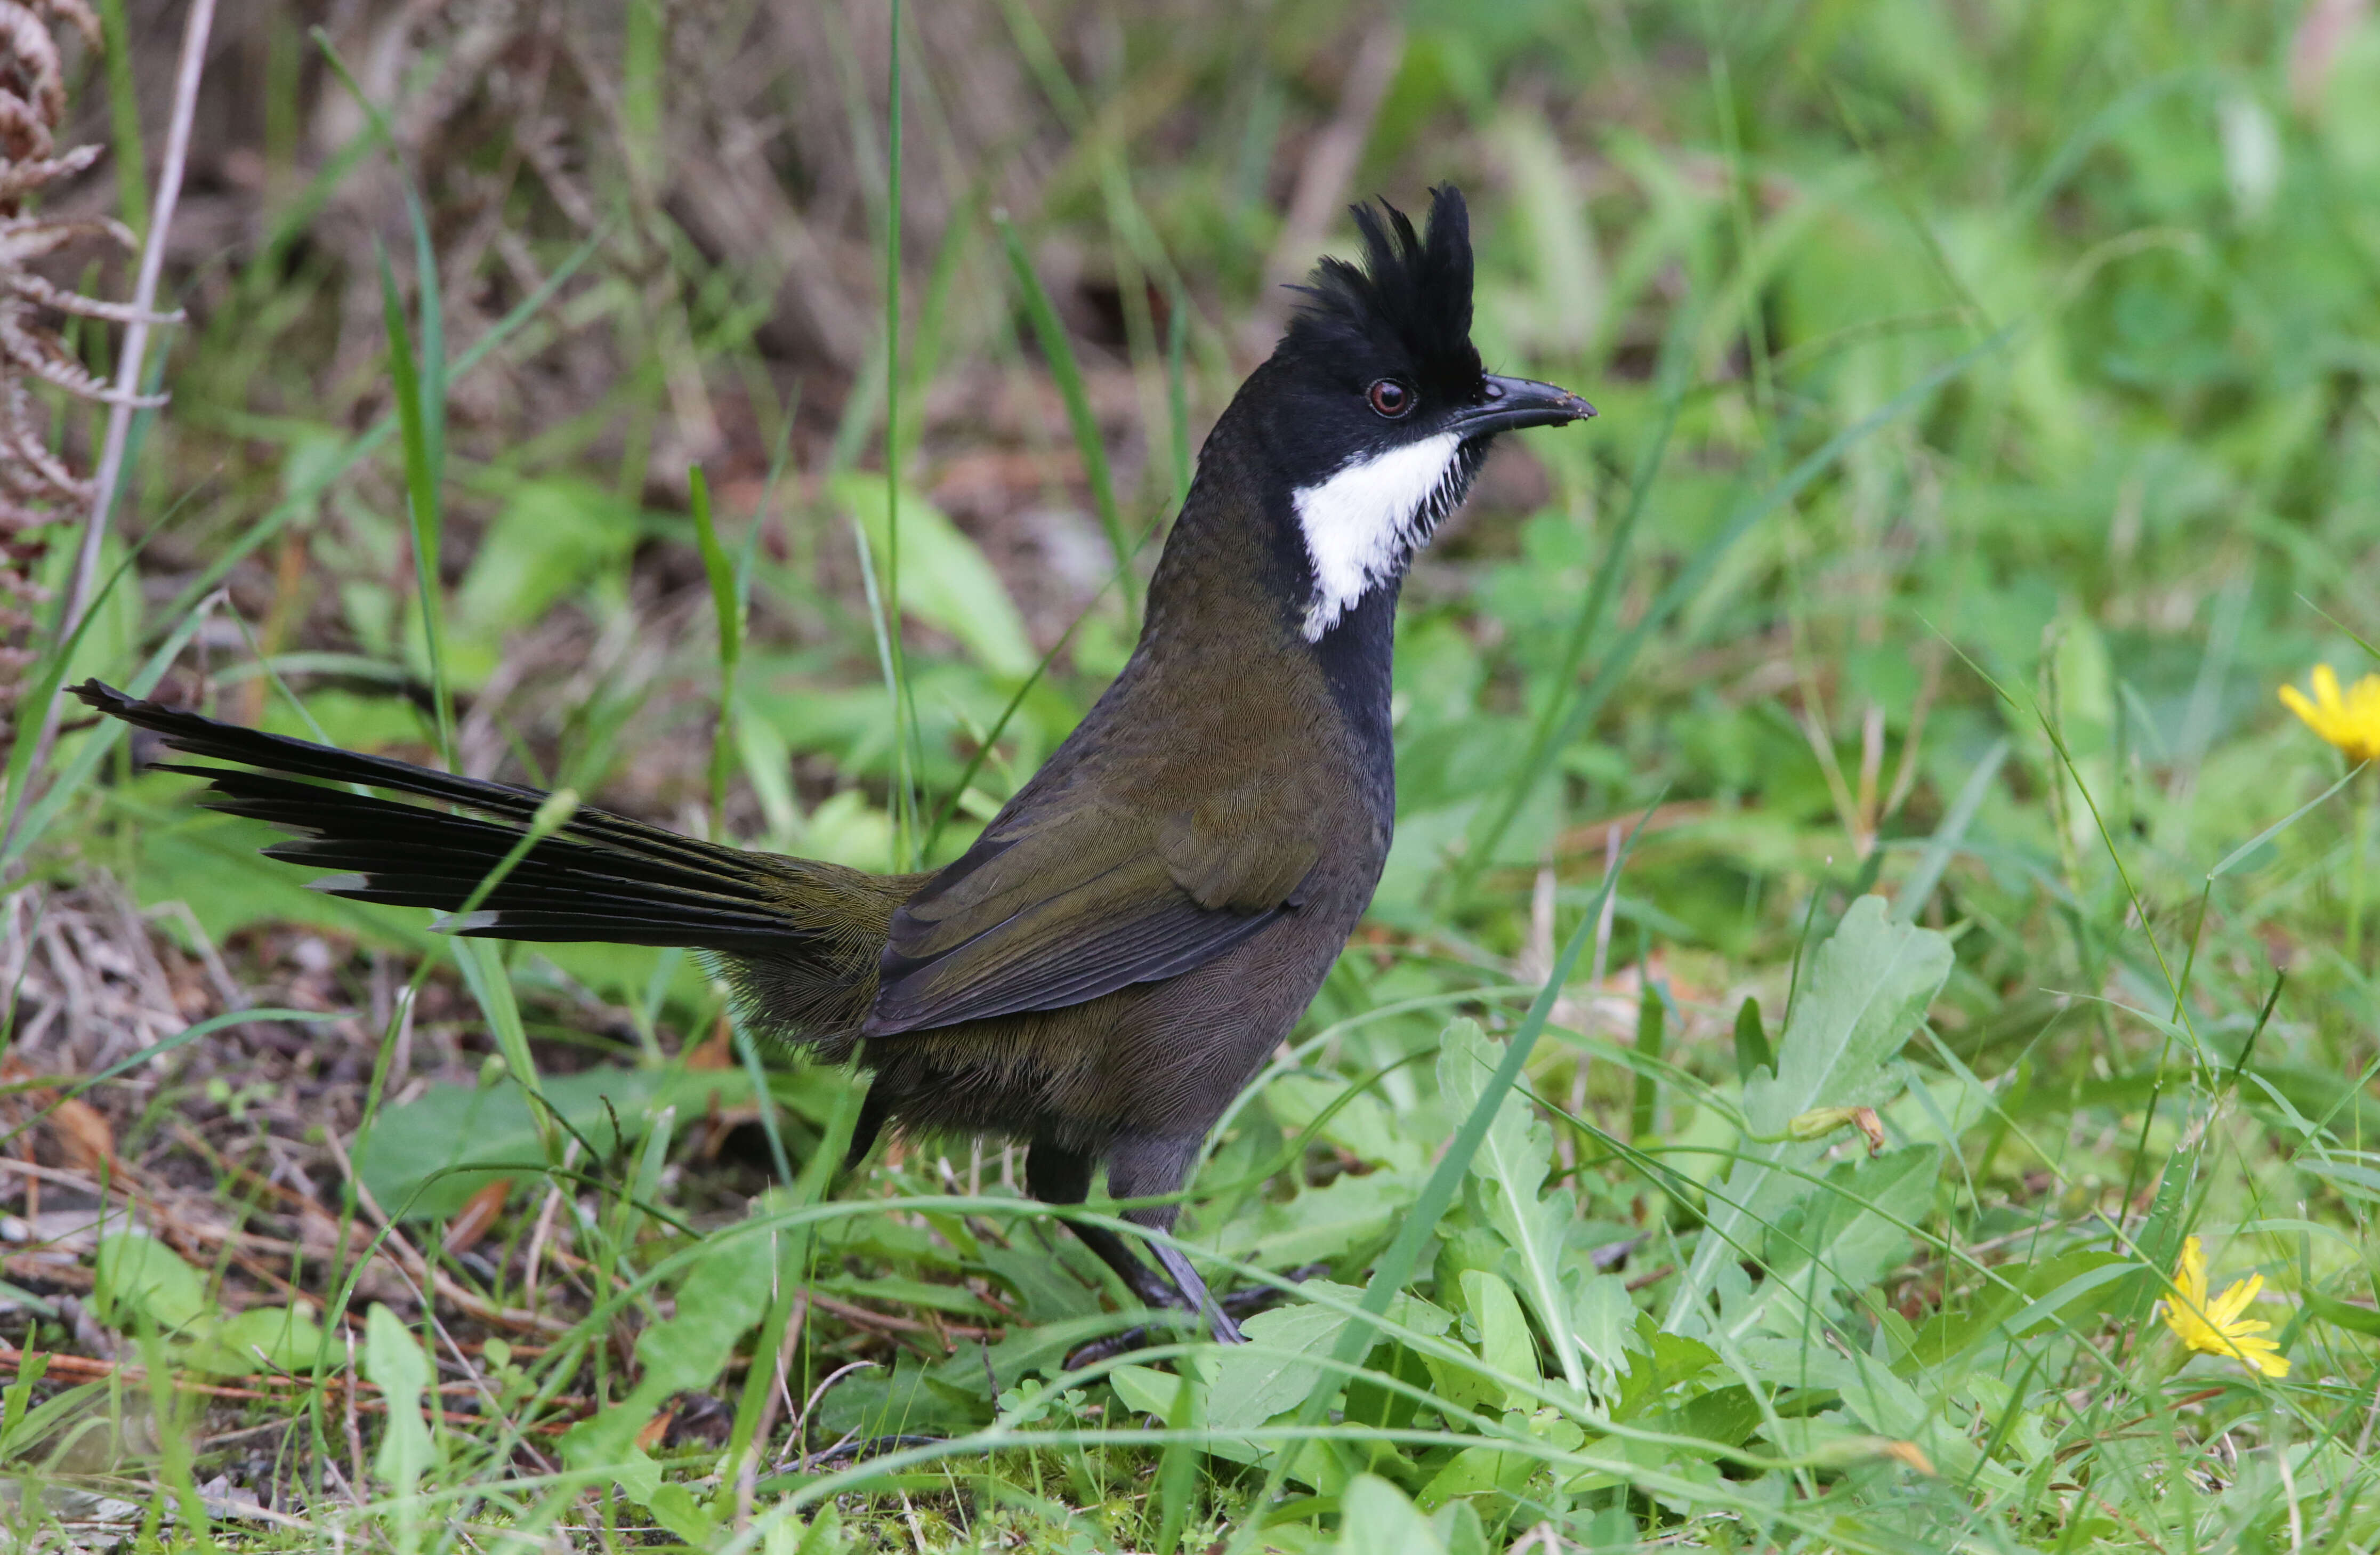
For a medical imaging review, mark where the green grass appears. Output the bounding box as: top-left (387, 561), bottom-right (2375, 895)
top-left (8, 1), bottom-right (2380, 1551)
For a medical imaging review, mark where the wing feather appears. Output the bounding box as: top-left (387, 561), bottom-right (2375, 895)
top-left (863, 791), bottom-right (1319, 1036)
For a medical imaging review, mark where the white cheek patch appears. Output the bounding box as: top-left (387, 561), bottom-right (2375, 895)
top-left (1292, 431), bottom-right (1463, 640)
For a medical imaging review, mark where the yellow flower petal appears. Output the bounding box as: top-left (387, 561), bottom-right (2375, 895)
top-left (2162, 1239), bottom-right (2291, 1379)
top-left (2207, 1271), bottom-right (2261, 1327)
top-left (2281, 667), bottom-right (2380, 762)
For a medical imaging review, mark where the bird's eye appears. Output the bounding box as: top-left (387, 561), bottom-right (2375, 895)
top-left (1366, 379), bottom-right (1412, 418)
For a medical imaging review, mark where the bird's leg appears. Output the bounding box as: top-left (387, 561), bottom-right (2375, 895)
top-left (1109, 1133), bottom-right (1243, 1344)
top-left (1064, 1265), bottom-right (1326, 1371)
top-left (841, 1083), bottom-right (891, 1173)
top-left (1024, 1139), bottom-right (1187, 1315)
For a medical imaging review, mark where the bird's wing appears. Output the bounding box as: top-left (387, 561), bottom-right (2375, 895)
top-left (862, 780), bottom-right (1322, 1036)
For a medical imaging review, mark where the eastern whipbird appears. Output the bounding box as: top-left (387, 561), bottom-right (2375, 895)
top-left (75, 186), bottom-right (1593, 1342)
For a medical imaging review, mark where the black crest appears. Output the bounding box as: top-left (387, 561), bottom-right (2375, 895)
top-left (1283, 185), bottom-right (1481, 394)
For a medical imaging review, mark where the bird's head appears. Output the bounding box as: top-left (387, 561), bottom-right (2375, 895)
top-left (1250, 185), bottom-right (1594, 640)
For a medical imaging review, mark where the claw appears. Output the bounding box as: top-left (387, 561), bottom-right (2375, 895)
top-left (1061, 1264), bottom-right (1326, 1370)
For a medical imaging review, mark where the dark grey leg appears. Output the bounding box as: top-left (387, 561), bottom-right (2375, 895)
top-left (841, 1084), bottom-right (891, 1173)
top-left (1026, 1139), bottom-right (1185, 1315)
top-left (1110, 1133), bottom-right (1243, 1344)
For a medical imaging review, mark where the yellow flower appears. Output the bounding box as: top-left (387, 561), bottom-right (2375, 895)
top-left (2161, 1236), bottom-right (2289, 1379)
top-left (2279, 664), bottom-right (2380, 763)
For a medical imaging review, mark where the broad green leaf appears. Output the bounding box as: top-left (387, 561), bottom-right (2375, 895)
top-left (832, 473), bottom-right (1036, 675)
top-left (93, 1234), bottom-right (326, 1377)
top-left (364, 1302), bottom-right (435, 1555)
top-left (1741, 1336), bottom-right (2018, 1491)
top-left (1719, 1145), bottom-right (1940, 1343)
top-left (1335, 1473), bottom-right (1449, 1555)
top-left (1209, 1285), bottom-right (1370, 1433)
top-left (1415, 1438), bottom-right (1537, 1513)
top-left (1265, 1073), bottom-right (1429, 1173)
top-left (973, 1243), bottom-right (1104, 1322)
top-left (356, 1063), bottom-right (752, 1218)
top-left (612, 1444), bottom-right (716, 1542)
top-left (1459, 1269), bottom-right (1539, 1408)
top-left (188, 1306), bottom-right (325, 1376)
top-left (1748, 897), bottom-right (1953, 1134)
top-left (1109, 1363), bottom-right (1190, 1423)
top-left (648, 1478), bottom-right (718, 1544)
top-left (1213, 1168), bottom-right (1417, 1270)
top-left (1135, 1284), bottom-right (1449, 1484)
top-left (455, 479), bottom-right (638, 638)
top-left (762, 1505), bottom-right (845, 1555)
top-left (1569, 1273), bottom-right (1636, 1401)
top-left (562, 1216), bottom-right (777, 1472)
top-left (91, 1234), bottom-right (209, 1336)
top-left (1667, 897), bottom-right (1951, 1332)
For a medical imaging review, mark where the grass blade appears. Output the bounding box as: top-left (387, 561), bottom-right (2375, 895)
top-left (1227, 801), bottom-right (1657, 1550)
top-left (2209, 760), bottom-right (2369, 881)
top-left (996, 212), bottom-right (1136, 610)
top-left (1457, 324), bottom-right (2020, 895)
top-left (1448, 300), bottom-right (1696, 898)
top-left (375, 242), bottom-right (454, 767)
top-left (94, 0), bottom-right (147, 237)
top-left (689, 466), bottom-right (742, 823)
top-left (883, 0), bottom-right (921, 871)
top-left (1892, 737), bottom-right (2010, 920)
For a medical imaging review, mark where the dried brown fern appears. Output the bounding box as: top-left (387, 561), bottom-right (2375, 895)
top-left (0, 0), bottom-right (133, 725)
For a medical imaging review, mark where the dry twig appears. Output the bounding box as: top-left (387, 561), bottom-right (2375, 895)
top-left (2, 0), bottom-right (201, 843)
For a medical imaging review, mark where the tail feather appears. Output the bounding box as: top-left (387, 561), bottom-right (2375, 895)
top-left (82, 679), bottom-right (754, 885)
top-left (71, 681), bottom-right (903, 989)
top-left (171, 762), bottom-right (800, 943)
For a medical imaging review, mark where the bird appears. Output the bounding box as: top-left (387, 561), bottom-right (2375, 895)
top-left (74, 184), bottom-right (1593, 1343)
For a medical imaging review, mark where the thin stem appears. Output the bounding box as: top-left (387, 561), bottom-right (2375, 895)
top-left (883, 0), bottom-right (918, 871)
top-left (6, 0), bottom-right (213, 866)
top-left (2353, 769), bottom-right (2372, 964)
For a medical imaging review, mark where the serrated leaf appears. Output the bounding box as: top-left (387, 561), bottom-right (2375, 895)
top-left (1214, 1168), bottom-right (1417, 1270)
top-left (1459, 1269), bottom-right (1539, 1408)
top-left (1569, 1272), bottom-right (1636, 1400)
top-left (1746, 897), bottom-right (1953, 1135)
top-left (1717, 1145), bottom-right (1939, 1342)
top-left (1668, 897), bottom-right (1951, 1333)
top-left (1266, 1073), bottom-right (1429, 1173)
top-left (1740, 1336), bottom-right (2016, 1491)
top-left (1438, 1019), bottom-right (1587, 1392)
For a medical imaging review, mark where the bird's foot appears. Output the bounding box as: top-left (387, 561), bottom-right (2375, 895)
top-left (1062, 1264), bottom-right (1325, 1370)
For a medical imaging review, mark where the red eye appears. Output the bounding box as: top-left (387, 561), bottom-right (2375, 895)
top-left (1366, 379), bottom-right (1411, 418)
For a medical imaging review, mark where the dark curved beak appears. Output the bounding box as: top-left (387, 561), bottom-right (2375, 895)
top-left (1453, 374), bottom-right (1597, 438)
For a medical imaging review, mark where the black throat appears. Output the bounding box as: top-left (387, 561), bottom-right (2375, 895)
top-left (1306, 575), bottom-right (1401, 825)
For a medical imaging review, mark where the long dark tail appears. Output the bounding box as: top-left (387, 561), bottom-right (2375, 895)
top-left (74, 680), bottom-right (909, 1041)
